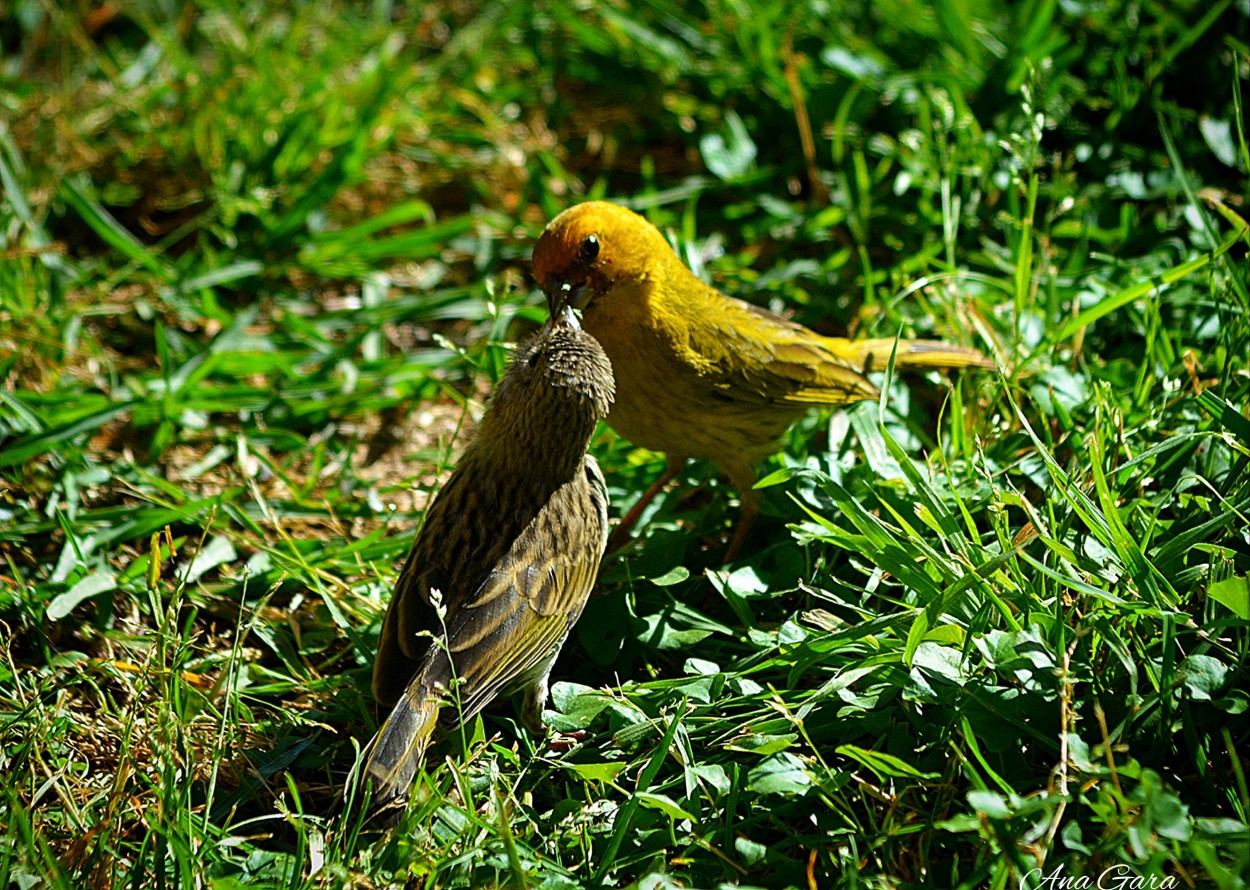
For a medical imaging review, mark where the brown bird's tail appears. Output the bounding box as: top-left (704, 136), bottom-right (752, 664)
top-left (352, 681), bottom-right (442, 817)
top-left (828, 337), bottom-right (995, 373)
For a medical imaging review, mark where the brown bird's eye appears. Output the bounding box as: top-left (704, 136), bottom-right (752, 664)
top-left (578, 234), bottom-right (600, 263)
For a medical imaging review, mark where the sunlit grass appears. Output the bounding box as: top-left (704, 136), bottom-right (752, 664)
top-left (1, 1), bottom-right (1247, 888)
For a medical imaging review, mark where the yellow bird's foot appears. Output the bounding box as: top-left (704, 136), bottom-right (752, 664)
top-left (607, 461), bottom-right (682, 552)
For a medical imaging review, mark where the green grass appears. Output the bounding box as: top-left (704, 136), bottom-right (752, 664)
top-left (2, 1), bottom-right (1248, 887)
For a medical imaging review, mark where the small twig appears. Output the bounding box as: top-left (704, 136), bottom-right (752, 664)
top-left (1094, 700), bottom-right (1122, 798)
top-left (782, 28), bottom-right (828, 207)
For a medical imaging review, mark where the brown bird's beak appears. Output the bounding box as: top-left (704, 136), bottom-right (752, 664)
top-left (554, 299), bottom-right (582, 331)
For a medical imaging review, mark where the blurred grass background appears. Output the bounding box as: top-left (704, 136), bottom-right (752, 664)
top-left (1, 1), bottom-right (1248, 887)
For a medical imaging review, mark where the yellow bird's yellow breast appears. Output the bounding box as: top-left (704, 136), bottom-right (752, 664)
top-left (581, 280), bottom-right (798, 465)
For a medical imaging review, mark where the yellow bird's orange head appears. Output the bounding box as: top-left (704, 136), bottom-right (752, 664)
top-left (531, 201), bottom-right (674, 317)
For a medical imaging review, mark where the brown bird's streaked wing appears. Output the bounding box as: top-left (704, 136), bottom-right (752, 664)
top-left (372, 466), bottom-right (522, 708)
top-left (360, 459), bottom-right (608, 811)
top-left (354, 677), bottom-right (441, 812)
top-left (446, 459), bottom-right (608, 724)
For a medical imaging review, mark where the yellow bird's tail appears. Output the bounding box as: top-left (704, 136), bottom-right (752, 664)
top-left (351, 681), bottom-right (442, 818)
top-left (829, 337), bottom-right (995, 373)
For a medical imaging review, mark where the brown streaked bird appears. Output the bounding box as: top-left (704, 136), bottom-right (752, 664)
top-left (531, 200), bottom-right (993, 558)
top-left (354, 305), bottom-right (614, 815)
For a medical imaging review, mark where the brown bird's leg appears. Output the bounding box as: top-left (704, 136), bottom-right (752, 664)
top-left (521, 670), bottom-right (552, 738)
top-left (607, 458), bottom-right (683, 551)
top-left (523, 666), bottom-right (588, 752)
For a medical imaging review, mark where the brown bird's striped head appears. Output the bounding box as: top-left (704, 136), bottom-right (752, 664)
top-left (478, 306), bottom-right (615, 465)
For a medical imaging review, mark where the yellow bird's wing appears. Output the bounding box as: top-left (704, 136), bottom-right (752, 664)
top-left (678, 287), bottom-right (880, 406)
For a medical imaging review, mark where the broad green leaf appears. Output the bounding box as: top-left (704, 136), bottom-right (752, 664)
top-left (183, 536), bottom-right (239, 585)
top-left (1180, 654), bottom-right (1229, 701)
top-left (699, 111), bottom-right (756, 182)
top-left (1207, 575), bottom-right (1250, 619)
top-left (967, 790), bottom-right (1011, 819)
top-left (726, 733), bottom-right (799, 756)
top-left (563, 761), bottom-right (628, 784)
top-left (649, 566), bottom-right (690, 587)
top-left (634, 791), bottom-right (697, 824)
top-left (47, 571), bottom-right (117, 620)
top-left (747, 752), bottom-right (811, 796)
top-left (733, 836), bottom-right (768, 866)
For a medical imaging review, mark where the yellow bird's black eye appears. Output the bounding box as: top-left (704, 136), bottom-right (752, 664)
top-left (578, 234), bottom-right (599, 263)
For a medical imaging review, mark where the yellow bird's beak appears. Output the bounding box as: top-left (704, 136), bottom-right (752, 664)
top-left (549, 279), bottom-right (591, 317)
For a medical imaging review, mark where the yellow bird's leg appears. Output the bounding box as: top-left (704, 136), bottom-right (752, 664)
top-left (721, 453), bottom-right (767, 563)
top-left (607, 457), bottom-right (683, 551)
top-left (724, 485), bottom-right (761, 563)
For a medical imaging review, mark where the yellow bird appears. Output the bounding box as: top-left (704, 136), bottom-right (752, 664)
top-left (354, 305), bottom-right (615, 814)
top-left (531, 200), bottom-right (991, 557)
